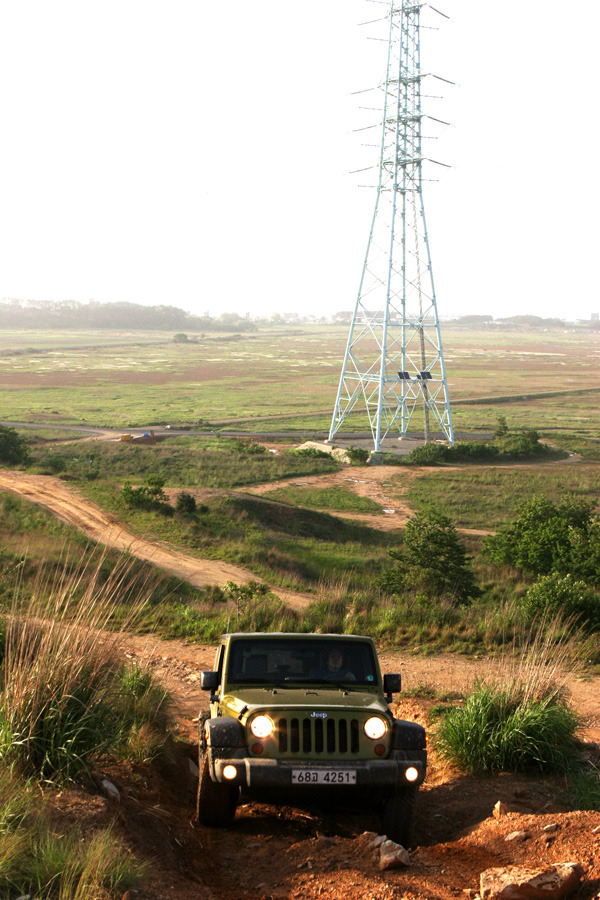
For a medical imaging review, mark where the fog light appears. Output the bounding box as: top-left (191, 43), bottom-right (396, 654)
top-left (374, 744), bottom-right (386, 756)
top-left (223, 765), bottom-right (237, 780)
top-left (252, 743), bottom-right (264, 755)
top-left (405, 766), bottom-right (419, 782)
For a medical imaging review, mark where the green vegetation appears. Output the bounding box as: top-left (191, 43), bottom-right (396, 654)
top-left (401, 429), bottom-right (566, 466)
top-left (435, 621), bottom-right (582, 774)
top-left (0, 553), bottom-right (170, 898)
top-left (379, 510), bottom-right (478, 605)
top-left (520, 574), bottom-right (600, 631)
top-left (0, 557), bottom-right (171, 781)
top-left (0, 768), bottom-right (143, 900)
top-left (30, 437), bottom-right (339, 489)
top-left (0, 425), bottom-right (29, 466)
top-left (437, 684), bottom-right (579, 773)
top-left (485, 495), bottom-right (600, 581)
top-left (266, 485), bottom-right (383, 515)
top-left (402, 463), bottom-right (600, 530)
top-left (3, 324), bottom-right (600, 434)
top-left (121, 474), bottom-right (171, 512)
top-left (567, 765), bottom-right (600, 811)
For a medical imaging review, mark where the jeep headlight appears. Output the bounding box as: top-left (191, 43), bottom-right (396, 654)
top-left (250, 715), bottom-right (273, 739)
top-left (364, 716), bottom-right (387, 740)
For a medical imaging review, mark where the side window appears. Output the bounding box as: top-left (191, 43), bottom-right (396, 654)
top-left (215, 645), bottom-right (225, 691)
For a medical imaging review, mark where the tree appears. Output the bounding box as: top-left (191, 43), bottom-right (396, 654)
top-left (484, 494), bottom-right (600, 582)
top-left (379, 510), bottom-right (478, 605)
top-left (494, 416), bottom-right (509, 438)
top-left (0, 425), bottom-right (29, 466)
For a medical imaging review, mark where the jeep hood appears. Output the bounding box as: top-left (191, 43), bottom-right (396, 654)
top-left (221, 687), bottom-right (388, 718)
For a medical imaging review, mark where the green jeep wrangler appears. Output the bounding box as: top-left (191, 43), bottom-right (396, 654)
top-left (197, 633), bottom-right (426, 846)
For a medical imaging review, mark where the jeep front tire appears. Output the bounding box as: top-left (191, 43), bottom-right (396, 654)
top-left (381, 783), bottom-right (418, 848)
top-left (196, 752), bottom-right (238, 827)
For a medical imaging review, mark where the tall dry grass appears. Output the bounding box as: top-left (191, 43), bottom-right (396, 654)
top-left (0, 550), bottom-right (170, 781)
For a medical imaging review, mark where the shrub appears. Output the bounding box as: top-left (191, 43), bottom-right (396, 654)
top-left (494, 415), bottom-right (509, 438)
top-left (294, 446), bottom-right (331, 459)
top-left (447, 441), bottom-right (499, 462)
top-left (405, 443), bottom-right (448, 465)
top-left (436, 683), bottom-right (580, 774)
top-left (520, 573), bottom-right (600, 631)
top-left (45, 455), bottom-right (68, 474)
top-left (0, 425), bottom-right (29, 466)
top-left (176, 491), bottom-right (197, 514)
top-left (485, 494), bottom-right (600, 584)
top-left (121, 474), bottom-right (170, 512)
top-left (379, 510), bottom-right (478, 605)
top-left (232, 439), bottom-right (267, 455)
top-left (346, 446), bottom-right (370, 466)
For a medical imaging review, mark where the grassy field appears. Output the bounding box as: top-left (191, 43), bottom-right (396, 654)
top-left (1, 326), bottom-right (599, 437)
top-left (399, 461), bottom-right (600, 529)
top-left (1, 323), bottom-right (600, 659)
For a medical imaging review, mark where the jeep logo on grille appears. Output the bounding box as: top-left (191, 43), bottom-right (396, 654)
top-left (311, 712), bottom-right (327, 719)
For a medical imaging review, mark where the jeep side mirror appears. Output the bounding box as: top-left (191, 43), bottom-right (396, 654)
top-left (383, 673), bottom-right (401, 702)
top-left (200, 671), bottom-right (218, 691)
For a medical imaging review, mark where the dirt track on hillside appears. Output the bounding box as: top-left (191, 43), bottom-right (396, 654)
top-left (4, 466), bottom-right (600, 898)
top-left (0, 470), bottom-right (314, 612)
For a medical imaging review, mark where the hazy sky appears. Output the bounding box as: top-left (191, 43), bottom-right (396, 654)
top-left (1, 1), bottom-right (599, 321)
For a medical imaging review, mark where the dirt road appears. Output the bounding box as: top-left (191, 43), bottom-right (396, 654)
top-left (0, 470), bottom-right (314, 612)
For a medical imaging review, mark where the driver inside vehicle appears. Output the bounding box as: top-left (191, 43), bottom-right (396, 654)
top-left (311, 647), bottom-right (356, 682)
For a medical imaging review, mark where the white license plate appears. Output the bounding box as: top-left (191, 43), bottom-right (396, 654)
top-left (292, 769), bottom-right (357, 785)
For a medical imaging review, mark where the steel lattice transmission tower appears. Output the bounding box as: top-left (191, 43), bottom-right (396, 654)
top-left (329, 0), bottom-right (454, 451)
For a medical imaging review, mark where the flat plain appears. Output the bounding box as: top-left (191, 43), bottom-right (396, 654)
top-left (2, 325), bottom-right (600, 437)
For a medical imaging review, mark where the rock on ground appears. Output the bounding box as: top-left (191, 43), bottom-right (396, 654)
top-left (479, 863), bottom-right (584, 900)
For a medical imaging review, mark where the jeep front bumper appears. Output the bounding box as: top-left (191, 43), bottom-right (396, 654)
top-left (209, 757), bottom-right (426, 789)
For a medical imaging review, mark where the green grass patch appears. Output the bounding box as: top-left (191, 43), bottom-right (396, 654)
top-left (29, 436), bottom-right (339, 489)
top-left (401, 463), bottom-right (600, 529)
top-left (265, 485), bottom-right (383, 514)
top-left (435, 618), bottom-right (583, 774)
top-left (566, 765), bottom-right (600, 811)
top-left (436, 683), bottom-right (580, 773)
top-left (0, 764), bottom-right (144, 899)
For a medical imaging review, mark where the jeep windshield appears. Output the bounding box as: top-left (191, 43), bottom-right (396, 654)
top-left (226, 637), bottom-right (378, 687)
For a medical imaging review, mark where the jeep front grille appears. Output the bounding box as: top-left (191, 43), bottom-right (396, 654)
top-left (276, 717), bottom-right (360, 755)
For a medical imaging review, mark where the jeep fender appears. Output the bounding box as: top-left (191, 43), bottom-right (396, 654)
top-left (204, 717), bottom-right (248, 778)
top-left (391, 719), bottom-right (426, 751)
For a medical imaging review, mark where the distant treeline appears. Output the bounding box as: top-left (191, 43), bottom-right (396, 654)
top-left (0, 299), bottom-right (257, 332)
top-left (451, 314), bottom-right (598, 329)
